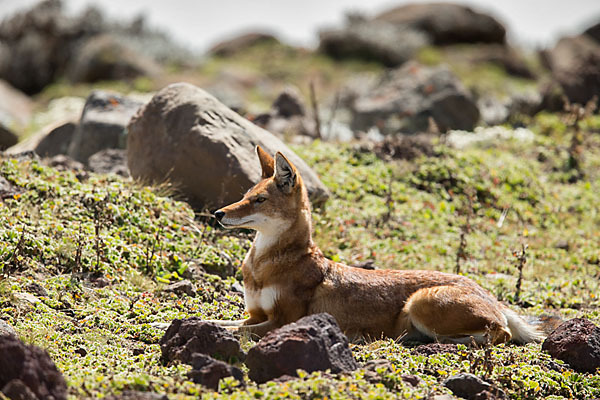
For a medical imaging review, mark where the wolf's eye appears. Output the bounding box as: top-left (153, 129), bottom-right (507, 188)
top-left (255, 197), bottom-right (267, 204)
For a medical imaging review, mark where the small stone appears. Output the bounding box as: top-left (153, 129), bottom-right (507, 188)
top-left (443, 373), bottom-right (505, 400)
top-left (350, 260), bottom-right (377, 270)
top-left (104, 391), bottom-right (168, 400)
top-left (187, 353), bottom-right (244, 390)
top-left (0, 176), bottom-right (22, 200)
top-left (401, 374), bottom-right (423, 387)
top-left (74, 347), bottom-right (87, 357)
top-left (164, 280), bottom-right (195, 297)
top-left (413, 343), bottom-right (459, 356)
top-left (14, 292), bottom-right (40, 305)
top-left (132, 348), bottom-right (145, 356)
top-left (0, 320), bottom-right (17, 338)
top-left (363, 359), bottom-right (393, 384)
top-left (26, 283), bottom-right (48, 298)
top-left (88, 149), bottom-right (129, 177)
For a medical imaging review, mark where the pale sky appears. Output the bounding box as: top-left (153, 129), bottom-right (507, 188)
top-left (1, 0), bottom-right (599, 51)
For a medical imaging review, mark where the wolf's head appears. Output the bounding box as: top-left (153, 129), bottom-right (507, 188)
top-left (214, 146), bottom-right (310, 234)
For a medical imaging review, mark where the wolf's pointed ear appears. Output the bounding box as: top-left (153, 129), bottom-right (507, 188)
top-left (274, 152), bottom-right (297, 194)
top-left (256, 145), bottom-right (274, 179)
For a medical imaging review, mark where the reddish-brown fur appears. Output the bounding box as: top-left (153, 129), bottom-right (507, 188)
top-left (213, 146), bottom-right (542, 344)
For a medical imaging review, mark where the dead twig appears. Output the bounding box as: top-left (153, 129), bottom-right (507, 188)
top-left (513, 243), bottom-right (528, 303)
top-left (455, 188), bottom-right (475, 274)
top-left (309, 81), bottom-right (322, 139)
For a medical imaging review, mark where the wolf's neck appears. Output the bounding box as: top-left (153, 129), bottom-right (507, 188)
top-left (252, 209), bottom-right (313, 260)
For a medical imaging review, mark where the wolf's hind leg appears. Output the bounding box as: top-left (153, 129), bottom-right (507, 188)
top-left (397, 286), bottom-right (512, 345)
top-left (228, 319), bottom-right (278, 339)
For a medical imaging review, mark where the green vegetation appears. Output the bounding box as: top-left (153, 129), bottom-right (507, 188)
top-left (416, 45), bottom-right (541, 98)
top-left (2, 110), bottom-right (600, 397)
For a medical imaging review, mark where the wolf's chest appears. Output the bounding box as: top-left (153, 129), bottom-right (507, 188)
top-left (244, 285), bottom-right (280, 313)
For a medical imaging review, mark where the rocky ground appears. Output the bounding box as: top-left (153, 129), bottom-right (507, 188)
top-left (1, 1), bottom-right (600, 399)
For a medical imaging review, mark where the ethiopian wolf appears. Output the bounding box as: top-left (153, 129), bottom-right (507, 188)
top-left (212, 146), bottom-right (543, 344)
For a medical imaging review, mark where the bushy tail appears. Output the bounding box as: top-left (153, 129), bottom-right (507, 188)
top-left (502, 307), bottom-right (545, 344)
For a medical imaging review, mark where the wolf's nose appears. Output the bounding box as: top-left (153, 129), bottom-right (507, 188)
top-left (214, 210), bottom-right (225, 221)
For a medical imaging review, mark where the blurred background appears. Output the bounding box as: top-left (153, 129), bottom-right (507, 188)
top-left (1, 0), bottom-right (599, 165)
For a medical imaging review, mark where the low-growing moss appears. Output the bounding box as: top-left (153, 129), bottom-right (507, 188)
top-left (1, 131), bottom-right (600, 398)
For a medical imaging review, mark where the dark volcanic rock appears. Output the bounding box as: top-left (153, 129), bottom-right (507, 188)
top-left (127, 83), bottom-right (329, 209)
top-left (542, 318), bottom-right (600, 373)
top-left (413, 343), bottom-right (459, 356)
top-left (375, 3), bottom-right (506, 45)
top-left (209, 32), bottom-right (279, 57)
top-left (547, 35), bottom-right (600, 105)
top-left (351, 62), bottom-right (479, 134)
top-left (187, 353), bottom-right (244, 390)
top-left (163, 280), bottom-right (195, 297)
top-left (245, 313), bottom-right (357, 383)
top-left (67, 90), bottom-right (143, 163)
top-left (159, 318), bottom-right (244, 365)
top-left (0, 334), bottom-right (67, 400)
top-left (443, 373), bottom-right (505, 400)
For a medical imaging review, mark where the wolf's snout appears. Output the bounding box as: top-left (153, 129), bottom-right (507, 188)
top-left (214, 210), bottom-right (225, 221)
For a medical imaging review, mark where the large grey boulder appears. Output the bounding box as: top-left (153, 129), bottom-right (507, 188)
top-left (318, 14), bottom-right (428, 67)
top-left (0, 0), bottom-right (103, 94)
top-left (68, 90), bottom-right (143, 163)
top-left (0, 80), bottom-right (33, 129)
top-left (67, 34), bottom-right (160, 83)
top-left (208, 32), bottom-right (280, 57)
top-left (127, 83), bottom-right (329, 209)
top-left (6, 119), bottom-right (76, 157)
top-left (0, 79), bottom-right (33, 149)
top-left (0, 126), bottom-right (18, 150)
top-left (374, 3), bottom-right (506, 45)
top-left (546, 35), bottom-right (600, 105)
top-left (351, 62), bottom-right (479, 134)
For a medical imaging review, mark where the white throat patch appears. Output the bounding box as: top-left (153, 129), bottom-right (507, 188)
top-left (252, 215), bottom-right (291, 258)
